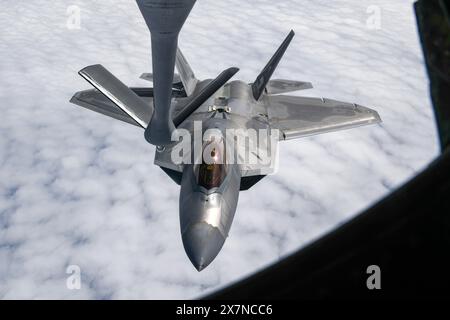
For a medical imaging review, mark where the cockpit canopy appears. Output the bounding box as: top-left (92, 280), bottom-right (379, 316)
top-left (195, 138), bottom-right (228, 190)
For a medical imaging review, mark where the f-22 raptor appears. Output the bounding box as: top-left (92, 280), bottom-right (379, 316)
top-left (70, 0), bottom-right (381, 271)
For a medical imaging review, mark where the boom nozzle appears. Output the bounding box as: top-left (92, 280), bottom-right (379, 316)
top-left (136, 0), bottom-right (197, 146)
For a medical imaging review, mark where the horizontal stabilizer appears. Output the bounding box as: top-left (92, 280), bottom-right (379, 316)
top-left (266, 79), bottom-right (313, 95)
top-left (140, 73), bottom-right (183, 89)
top-left (78, 64), bottom-right (152, 128)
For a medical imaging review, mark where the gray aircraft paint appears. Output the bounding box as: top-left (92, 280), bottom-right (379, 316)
top-left (136, 0), bottom-right (197, 146)
top-left (70, 0), bottom-right (381, 271)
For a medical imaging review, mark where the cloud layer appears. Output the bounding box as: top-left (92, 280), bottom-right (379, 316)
top-left (0, 0), bottom-right (439, 299)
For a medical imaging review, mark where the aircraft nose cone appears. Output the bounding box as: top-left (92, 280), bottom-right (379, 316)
top-left (182, 222), bottom-right (226, 271)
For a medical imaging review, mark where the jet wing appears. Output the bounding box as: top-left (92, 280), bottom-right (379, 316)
top-left (267, 95), bottom-right (381, 140)
top-left (140, 72), bottom-right (182, 84)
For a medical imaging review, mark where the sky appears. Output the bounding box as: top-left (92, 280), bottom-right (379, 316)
top-left (0, 0), bottom-right (440, 299)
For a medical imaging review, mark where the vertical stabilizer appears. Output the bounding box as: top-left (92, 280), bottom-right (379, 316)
top-left (251, 30), bottom-right (295, 101)
top-left (176, 48), bottom-right (199, 96)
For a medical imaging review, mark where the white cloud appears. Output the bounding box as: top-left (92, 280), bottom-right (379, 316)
top-left (0, 0), bottom-right (439, 299)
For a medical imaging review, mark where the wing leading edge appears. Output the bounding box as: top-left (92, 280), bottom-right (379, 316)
top-left (267, 95), bottom-right (381, 140)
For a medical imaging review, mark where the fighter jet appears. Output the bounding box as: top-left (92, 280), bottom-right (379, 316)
top-left (70, 0), bottom-right (381, 271)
